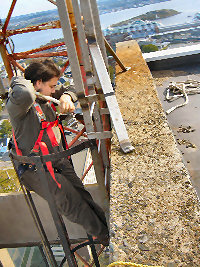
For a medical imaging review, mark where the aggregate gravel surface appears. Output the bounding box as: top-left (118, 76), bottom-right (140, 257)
top-left (110, 40), bottom-right (200, 266)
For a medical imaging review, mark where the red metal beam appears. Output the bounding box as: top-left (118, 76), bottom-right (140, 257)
top-left (68, 127), bottom-right (86, 148)
top-left (1, 20), bottom-right (77, 38)
top-left (63, 126), bottom-right (87, 137)
top-left (1, 20), bottom-right (61, 38)
top-left (10, 58), bottom-right (25, 72)
top-left (0, 44), bottom-right (14, 80)
top-left (81, 161), bottom-right (93, 182)
top-left (2, 0), bottom-right (17, 34)
top-left (47, 0), bottom-right (57, 5)
top-left (11, 51), bottom-right (68, 60)
top-left (12, 42), bottom-right (66, 57)
top-left (61, 60), bottom-right (70, 74)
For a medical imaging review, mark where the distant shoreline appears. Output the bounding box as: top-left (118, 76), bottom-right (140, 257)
top-left (1, 0), bottom-right (168, 30)
top-left (111, 9), bottom-right (180, 27)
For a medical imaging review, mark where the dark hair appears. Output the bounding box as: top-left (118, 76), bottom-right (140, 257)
top-left (24, 59), bottom-right (61, 85)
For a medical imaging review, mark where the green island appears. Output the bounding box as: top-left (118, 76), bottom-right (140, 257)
top-left (111, 9), bottom-right (180, 27)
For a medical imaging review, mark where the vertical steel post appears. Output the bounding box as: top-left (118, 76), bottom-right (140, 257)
top-left (79, 0), bottom-right (112, 158)
top-left (66, 0), bottom-right (90, 97)
top-left (65, 0), bottom-right (76, 28)
top-left (71, 0), bottom-right (110, 170)
top-left (79, 0), bottom-right (134, 153)
top-left (89, 0), bottom-right (108, 68)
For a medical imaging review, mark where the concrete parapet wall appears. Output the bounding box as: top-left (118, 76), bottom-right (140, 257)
top-left (110, 40), bottom-right (200, 266)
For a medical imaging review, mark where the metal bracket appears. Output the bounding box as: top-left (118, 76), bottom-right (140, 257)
top-left (87, 131), bottom-right (112, 140)
top-left (120, 139), bottom-right (135, 154)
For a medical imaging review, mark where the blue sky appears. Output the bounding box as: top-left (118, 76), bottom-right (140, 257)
top-left (0, 0), bottom-right (56, 19)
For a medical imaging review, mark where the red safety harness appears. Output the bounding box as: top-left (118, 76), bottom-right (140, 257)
top-left (13, 101), bottom-right (69, 189)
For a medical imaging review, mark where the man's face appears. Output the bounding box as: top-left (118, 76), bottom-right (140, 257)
top-left (35, 77), bottom-right (59, 96)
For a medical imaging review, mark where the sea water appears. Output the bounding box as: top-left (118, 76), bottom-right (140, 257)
top-left (1, 0), bottom-right (200, 59)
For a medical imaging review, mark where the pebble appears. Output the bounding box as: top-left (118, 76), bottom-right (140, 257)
top-left (128, 181), bottom-right (133, 188)
top-left (123, 240), bottom-right (130, 247)
top-left (110, 229), bottom-right (115, 237)
top-left (138, 243), bottom-right (150, 251)
top-left (138, 234), bottom-right (148, 243)
top-left (126, 226), bottom-right (135, 231)
top-left (148, 219), bottom-right (155, 226)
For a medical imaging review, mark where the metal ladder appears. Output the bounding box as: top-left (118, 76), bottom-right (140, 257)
top-left (10, 139), bottom-right (102, 267)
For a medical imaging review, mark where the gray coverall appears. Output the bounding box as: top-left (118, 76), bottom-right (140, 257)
top-left (6, 76), bottom-right (108, 238)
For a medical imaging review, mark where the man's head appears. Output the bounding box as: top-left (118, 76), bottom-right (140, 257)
top-left (24, 59), bottom-right (61, 96)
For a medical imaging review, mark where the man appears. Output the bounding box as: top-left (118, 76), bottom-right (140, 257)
top-left (7, 59), bottom-right (109, 245)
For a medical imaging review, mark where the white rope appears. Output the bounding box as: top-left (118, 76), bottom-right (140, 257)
top-left (35, 92), bottom-right (60, 105)
top-left (165, 79), bottom-right (200, 114)
top-left (90, 101), bottom-right (95, 117)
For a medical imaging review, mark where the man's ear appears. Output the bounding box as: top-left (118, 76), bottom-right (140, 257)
top-left (35, 80), bottom-right (42, 91)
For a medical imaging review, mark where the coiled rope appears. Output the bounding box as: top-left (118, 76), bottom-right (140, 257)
top-left (165, 79), bottom-right (200, 114)
top-left (107, 261), bottom-right (164, 267)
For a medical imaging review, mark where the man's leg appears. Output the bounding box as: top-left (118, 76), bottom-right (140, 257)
top-left (54, 159), bottom-right (108, 227)
top-left (21, 168), bottom-right (109, 238)
top-left (49, 171), bottom-right (109, 237)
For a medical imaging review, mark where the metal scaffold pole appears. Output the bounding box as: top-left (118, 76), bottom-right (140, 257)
top-left (71, 0), bottom-right (110, 176)
top-left (56, 0), bottom-right (110, 213)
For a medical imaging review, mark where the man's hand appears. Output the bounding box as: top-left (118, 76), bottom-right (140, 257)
top-left (59, 94), bottom-right (75, 113)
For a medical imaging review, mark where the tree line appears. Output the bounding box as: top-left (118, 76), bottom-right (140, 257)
top-left (0, 100), bottom-right (12, 138)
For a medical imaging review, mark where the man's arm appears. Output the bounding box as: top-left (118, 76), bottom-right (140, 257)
top-left (52, 84), bottom-right (78, 102)
top-left (52, 84), bottom-right (77, 113)
top-left (59, 94), bottom-right (75, 113)
top-left (6, 77), bottom-right (36, 120)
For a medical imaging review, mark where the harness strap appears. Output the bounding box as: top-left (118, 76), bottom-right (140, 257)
top-left (12, 128), bottom-right (22, 156)
top-left (32, 129), bottom-right (45, 153)
top-left (13, 101), bottom-right (69, 189)
top-left (38, 141), bottom-right (61, 189)
top-left (33, 102), bottom-right (60, 152)
top-left (50, 101), bottom-right (57, 112)
top-left (46, 120), bottom-right (59, 147)
top-left (58, 124), bottom-right (69, 150)
top-left (34, 102), bottom-right (46, 121)
top-left (33, 101), bottom-right (63, 188)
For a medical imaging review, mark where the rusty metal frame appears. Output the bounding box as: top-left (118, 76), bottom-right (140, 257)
top-left (0, 0), bottom-right (73, 78)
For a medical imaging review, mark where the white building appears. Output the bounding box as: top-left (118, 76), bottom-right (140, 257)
top-left (0, 137), bottom-right (10, 155)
